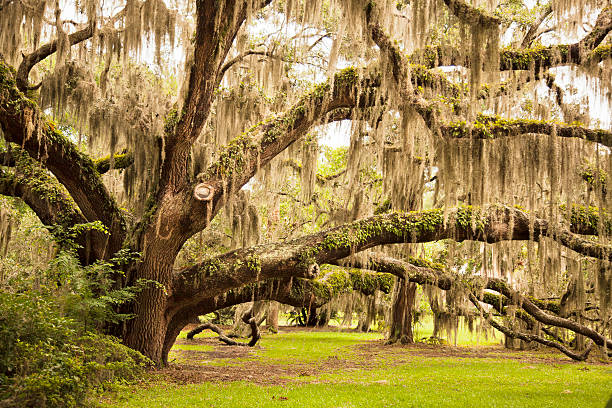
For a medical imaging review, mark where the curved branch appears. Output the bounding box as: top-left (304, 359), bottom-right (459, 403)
top-left (0, 60), bottom-right (126, 260)
top-left (176, 68), bottom-right (382, 242)
top-left (0, 148), bottom-right (109, 264)
top-left (188, 308), bottom-right (261, 347)
top-left (469, 293), bottom-right (593, 361)
top-left (16, 24), bottom-right (94, 91)
top-left (344, 254), bottom-right (611, 356)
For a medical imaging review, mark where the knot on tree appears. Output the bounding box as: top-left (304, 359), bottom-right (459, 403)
top-left (194, 183), bottom-right (214, 201)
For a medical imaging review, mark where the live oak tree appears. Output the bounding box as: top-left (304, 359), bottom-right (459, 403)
top-left (1, 0), bottom-right (612, 365)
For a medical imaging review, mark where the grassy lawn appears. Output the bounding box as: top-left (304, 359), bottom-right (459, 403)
top-left (102, 324), bottom-right (612, 408)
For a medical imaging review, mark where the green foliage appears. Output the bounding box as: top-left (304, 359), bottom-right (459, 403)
top-left (0, 292), bottom-right (150, 408)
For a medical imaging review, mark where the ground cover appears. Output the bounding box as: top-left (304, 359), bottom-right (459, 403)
top-left (102, 323), bottom-right (612, 408)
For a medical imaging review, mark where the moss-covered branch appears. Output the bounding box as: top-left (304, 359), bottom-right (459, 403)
top-left (93, 151), bottom-right (134, 174)
top-left (0, 148), bottom-right (109, 264)
top-left (0, 58), bottom-right (126, 261)
top-left (180, 67), bottom-right (382, 239)
top-left (347, 254), bottom-right (609, 359)
top-left (442, 0), bottom-right (500, 27)
top-left (412, 6), bottom-right (611, 72)
top-left (171, 204), bottom-right (611, 316)
top-left (441, 115), bottom-right (612, 149)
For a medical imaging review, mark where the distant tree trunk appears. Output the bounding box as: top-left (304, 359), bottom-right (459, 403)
top-left (357, 295), bottom-right (377, 332)
top-left (266, 301), bottom-right (279, 332)
top-left (231, 302), bottom-right (266, 337)
top-left (388, 278), bottom-right (417, 343)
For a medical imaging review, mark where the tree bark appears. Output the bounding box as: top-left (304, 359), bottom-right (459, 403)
top-left (388, 279), bottom-right (417, 343)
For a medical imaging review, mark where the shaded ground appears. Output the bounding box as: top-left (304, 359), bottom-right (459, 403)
top-left (160, 325), bottom-right (603, 385)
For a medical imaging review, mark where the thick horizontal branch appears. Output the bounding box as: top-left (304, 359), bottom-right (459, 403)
top-left (171, 205), bottom-right (610, 311)
top-left (411, 6), bottom-right (612, 71)
top-left (441, 115), bottom-right (612, 149)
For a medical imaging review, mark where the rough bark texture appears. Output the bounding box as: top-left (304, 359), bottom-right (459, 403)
top-left (388, 279), bottom-right (417, 343)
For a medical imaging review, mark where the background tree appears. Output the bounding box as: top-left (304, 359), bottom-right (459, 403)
top-left (1, 0), bottom-right (611, 365)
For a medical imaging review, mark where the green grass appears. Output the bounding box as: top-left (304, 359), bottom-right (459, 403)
top-left (252, 330), bottom-right (383, 363)
top-left (103, 328), bottom-right (612, 408)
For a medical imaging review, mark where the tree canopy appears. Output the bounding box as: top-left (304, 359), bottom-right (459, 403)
top-left (0, 0), bottom-right (611, 365)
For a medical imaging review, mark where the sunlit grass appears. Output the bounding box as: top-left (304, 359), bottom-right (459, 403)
top-left (102, 328), bottom-right (612, 408)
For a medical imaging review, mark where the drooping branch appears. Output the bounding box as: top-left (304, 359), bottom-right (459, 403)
top-left (468, 293), bottom-right (593, 361)
top-left (161, 268), bottom-right (393, 361)
top-left (343, 254), bottom-right (610, 359)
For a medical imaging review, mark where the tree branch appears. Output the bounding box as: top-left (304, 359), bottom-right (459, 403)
top-left (0, 60), bottom-right (126, 260)
top-left (441, 115), bottom-right (612, 149)
top-left (218, 50), bottom-right (290, 81)
top-left (171, 204), bottom-right (611, 313)
top-left (16, 24), bottom-right (94, 91)
top-left (93, 151), bottom-right (134, 174)
top-left (411, 6), bottom-right (612, 71)
top-left (468, 293), bottom-right (593, 361)
top-left (175, 68), bottom-right (382, 242)
top-left (162, 0), bottom-right (272, 192)
top-left (343, 254), bottom-right (610, 357)
top-left (442, 0), bottom-right (500, 27)
top-left (0, 147), bottom-right (109, 264)
top-left (521, 4), bottom-right (553, 48)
